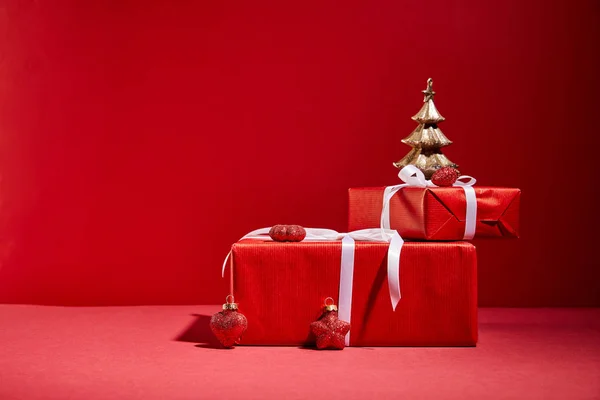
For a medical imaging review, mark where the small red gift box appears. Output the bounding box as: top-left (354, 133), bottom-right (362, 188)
top-left (230, 240), bottom-right (477, 346)
top-left (348, 186), bottom-right (520, 240)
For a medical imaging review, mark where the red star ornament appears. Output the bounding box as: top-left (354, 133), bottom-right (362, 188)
top-left (310, 310), bottom-right (351, 350)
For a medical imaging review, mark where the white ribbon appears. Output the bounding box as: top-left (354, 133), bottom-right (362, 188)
top-left (222, 227), bottom-right (404, 346)
top-left (338, 235), bottom-right (355, 346)
top-left (453, 176), bottom-right (477, 240)
top-left (381, 165), bottom-right (478, 240)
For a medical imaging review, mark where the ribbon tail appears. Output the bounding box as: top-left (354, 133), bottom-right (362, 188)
top-left (387, 231), bottom-right (404, 311)
top-left (381, 185), bottom-right (404, 230)
top-left (462, 186), bottom-right (477, 240)
top-left (221, 250), bottom-right (232, 278)
top-left (381, 187), bottom-right (394, 229)
top-left (338, 235), bottom-right (355, 347)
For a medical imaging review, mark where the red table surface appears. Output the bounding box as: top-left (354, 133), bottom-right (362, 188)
top-left (231, 240), bottom-right (477, 346)
top-left (2, 306), bottom-right (599, 399)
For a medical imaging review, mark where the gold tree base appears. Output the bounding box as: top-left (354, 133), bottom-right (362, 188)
top-left (393, 148), bottom-right (458, 179)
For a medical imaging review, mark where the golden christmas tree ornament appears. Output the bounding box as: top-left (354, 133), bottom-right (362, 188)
top-left (393, 78), bottom-right (458, 179)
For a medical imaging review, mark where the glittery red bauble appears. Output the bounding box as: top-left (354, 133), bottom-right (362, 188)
top-left (310, 311), bottom-right (351, 350)
top-left (209, 310), bottom-right (248, 348)
top-left (269, 225), bottom-right (306, 242)
top-left (431, 167), bottom-right (461, 187)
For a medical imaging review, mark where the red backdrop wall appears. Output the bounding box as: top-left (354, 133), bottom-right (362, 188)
top-left (0, 0), bottom-right (598, 306)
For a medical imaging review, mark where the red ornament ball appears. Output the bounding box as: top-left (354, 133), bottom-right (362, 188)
top-left (210, 309), bottom-right (248, 348)
top-left (310, 310), bottom-right (351, 350)
top-left (431, 167), bottom-right (461, 187)
top-left (269, 225), bottom-right (306, 242)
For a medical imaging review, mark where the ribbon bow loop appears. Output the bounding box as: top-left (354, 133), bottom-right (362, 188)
top-left (454, 175), bottom-right (476, 187)
top-left (398, 165), bottom-right (433, 187)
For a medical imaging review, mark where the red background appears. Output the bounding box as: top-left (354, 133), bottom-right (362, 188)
top-left (0, 0), bottom-right (598, 306)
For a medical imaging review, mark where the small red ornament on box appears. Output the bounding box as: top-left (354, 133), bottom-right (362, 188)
top-left (209, 296), bottom-right (248, 348)
top-left (310, 297), bottom-right (351, 350)
top-left (269, 225), bottom-right (306, 242)
top-left (431, 167), bottom-right (460, 187)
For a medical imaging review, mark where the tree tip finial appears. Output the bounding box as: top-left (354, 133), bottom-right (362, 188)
top-left (422, 78), bottom-right (435, 102)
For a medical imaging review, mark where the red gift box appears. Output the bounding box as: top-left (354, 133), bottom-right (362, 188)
top-left (230, 240), bottom-right (477, 346)
top-left (348, 186), bottom-right (520, 240)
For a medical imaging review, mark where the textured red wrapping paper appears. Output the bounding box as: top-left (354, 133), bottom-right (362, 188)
top-left (231, 240), bottom-right (477, 346)
top-left (348, 187), bottom-right (520, 240)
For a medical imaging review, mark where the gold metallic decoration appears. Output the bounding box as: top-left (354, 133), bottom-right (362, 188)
top-left (323, 297), bottom-right (338, 312)
top-left (393, 78), bottom-right (458, 179)
top-left (422, 78), bottom-right (436, 102)
top-left (222, 294), bottom-right (239, 310)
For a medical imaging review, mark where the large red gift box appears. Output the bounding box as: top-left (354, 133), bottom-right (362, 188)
top-left (348, 186), bottom-right (520, 240)
top-left (230, 240), bottom-right (477, 346)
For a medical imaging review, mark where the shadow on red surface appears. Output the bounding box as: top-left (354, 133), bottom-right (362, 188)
top-left (173, 314), bottom-right (222, 348)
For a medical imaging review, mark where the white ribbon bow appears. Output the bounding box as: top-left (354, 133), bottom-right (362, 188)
top-left (381, 165), bottom-right (478, 240)
top-left (222, 227), bottom-right (404, 346)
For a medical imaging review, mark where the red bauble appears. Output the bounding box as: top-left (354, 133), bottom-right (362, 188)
top-left (310, 310), bottom-right (351, 350)
top-left (431, 167), bottom-right (461, 187)
top-left (210, 308), bottom-right (248, 348)
top-left (269, 225), bottom-right (306, 242)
